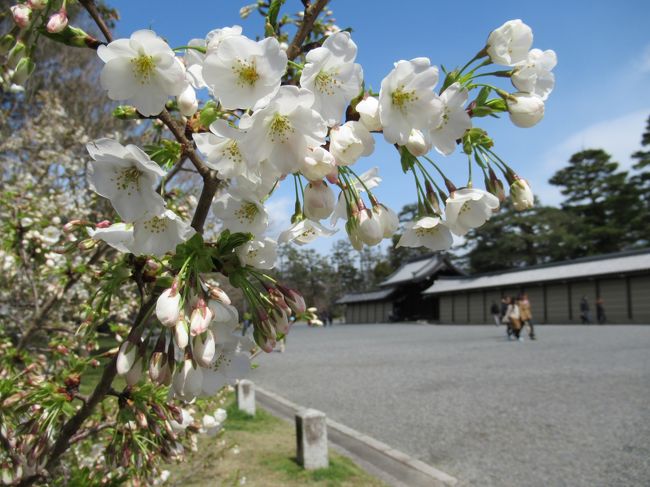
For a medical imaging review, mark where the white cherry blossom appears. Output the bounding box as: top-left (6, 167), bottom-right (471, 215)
top-left (507, 92), bottom-right (545, 128)
top-left (236, 237), bottom-right (278, 270)
top-left (331, 167), bottom-right (382, 225)
top-left (131, 210), bottom-right (195, 257)
top-left (379, 57), bottom-right (442, 145)
top-left (301, 147), bottom-right (336, 181)
top-left (87, 223), bottom-right (134, 253)
top-left (355, 96), bottom-right (381, 131)
top-left (203, 34), bottom-right (287, 109)
top-left (429, 82), bottom-right (472, 155)
top-left (300, 31), bottom-right (363, 126)
top-left (445, 188), bottom-right (500, 236)
top-left (511, 49), bottom-right (557, 101)
top-left (212, 191), bottom-right (268, 236)
top-left (329, 121), bottom-right (375, 166)
top-left (86, 138), bottom-right (165, 222)
top-left (373, 204), bottom-right (399, 238)
top-left (183, 26), bottom-right (243, 88)
top-left (278, 219), bottom-right (337, 245)
top-left (97, 30), bottom-right (188, 116)
top-left (486, 19), bottom-right (533, 66)
top-left (397, 216), bottom-right (453, 251)
top-left (405, 129), bottom-right (432, 156)
top-left (193, 120), bottom-right (259, 183)
top-left (239, 86), bottom-right (327, 174)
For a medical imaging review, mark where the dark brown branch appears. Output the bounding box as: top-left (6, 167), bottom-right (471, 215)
top-left (191, 171), bottom-right (220, 234)
top-left (79, 0), bottom-right (113, 44)
top-left (286, 0), bottom-right (330, 61)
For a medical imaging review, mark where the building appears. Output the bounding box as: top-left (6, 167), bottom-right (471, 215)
top-left (424, 249), bottom-right (650, 324)
top-left (336, 254), bottom-right (463, 323)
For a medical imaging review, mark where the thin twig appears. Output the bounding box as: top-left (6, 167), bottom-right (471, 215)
top-left (286, 0), bottom-right (330, 60)
top-left (79, 0), bottom-right (113, 43)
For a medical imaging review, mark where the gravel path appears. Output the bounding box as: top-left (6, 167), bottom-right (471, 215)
top-left (250, 324), bottom-right (650, 487)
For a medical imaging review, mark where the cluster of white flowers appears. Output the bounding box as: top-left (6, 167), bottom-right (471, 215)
top-left (85, 139), bottom-right (195, 257)
top-left (85, 18), bottom-right (555, 262)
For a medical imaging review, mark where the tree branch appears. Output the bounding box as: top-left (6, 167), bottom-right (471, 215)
top-left (79, 0), bottom-right (113, 44)
top-left (30, 294), bottom-right (158, 484)
top-left (286, 0), bottom-right (330, 61)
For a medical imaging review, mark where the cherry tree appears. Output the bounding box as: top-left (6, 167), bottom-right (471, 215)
top-left (0, 1), bottom-right (556, 484)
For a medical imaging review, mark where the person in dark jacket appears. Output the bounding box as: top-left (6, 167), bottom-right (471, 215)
top-left (596, 297), bottom-right (606, 324)
top-left (580, 296), bottom-right (592, 324)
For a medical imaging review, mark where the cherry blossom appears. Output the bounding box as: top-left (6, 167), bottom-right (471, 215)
top-left (445, 188), bottom-right (500, 236)
top-left (379, 57), bottom-right (442, 145)
top-left (203, 34), bottom-right (287, 109)
top-left (239, 86), bottom-right (327, 174)
top-left (486, 19), bottom-right (533, 66)
top-left (429, 83), bottom-right (472, 155)
top-left (86, 138), bottom-right (166, 222)
top-left (131, 210), bottom-right (195, 257)
top-left (300, 31), bottom-right (363, 126)
top-left (329, 121), bottom-right (375, 166)
top-left (278, 219), bottom-right (337, 245)
top-left (236, 237), bottom-right (278, 270)
top-left (512, 49), bottom-right (557, 101)
top-left (213, 191), bottom-right (268, 236)
top-left (507, 92), bottom-right (545, 128)
top-left (97, 30), bottom-right (187, 116)
top-left (397, 216), bottom-right (454, 251)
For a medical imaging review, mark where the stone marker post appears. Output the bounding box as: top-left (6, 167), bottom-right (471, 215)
top-left (236, 380), bottom-right (255, 416)
top-left (295, 408), bottom-right (328, 469)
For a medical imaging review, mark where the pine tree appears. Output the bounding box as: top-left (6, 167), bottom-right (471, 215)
top-left (630, 116), bottom-right (650, 243)
top-left (548, 149), bottom-right (643, 254)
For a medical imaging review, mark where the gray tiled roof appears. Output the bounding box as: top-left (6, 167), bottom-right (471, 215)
top-left (336, 287), bottom-right (396, 304)
top-left (379, 255), bottom-right (445, 287)
top-left (424, 249), bottom-right (650, 295)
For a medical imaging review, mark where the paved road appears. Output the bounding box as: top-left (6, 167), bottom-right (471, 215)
top-left (250, 325), bottom-right (650, 487)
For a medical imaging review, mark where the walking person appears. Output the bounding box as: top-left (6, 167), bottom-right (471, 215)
top-left (490, 301), bottom-right (500, 326)
top-left (519, 293), bottom-right (536, 340)
top-left (500, 297), bottom-right (510, 337)
top-left (596, 297), bottom-right (606, 324)
top-left (504, 296), bottom-right (523, 341)
top-left (580, 296), bottom-right (592, 324)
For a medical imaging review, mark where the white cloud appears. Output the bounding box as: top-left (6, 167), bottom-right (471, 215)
top-left (542, 109), bottom-right (648, 172)
top-left (532, 109), bottom-right (648, 205)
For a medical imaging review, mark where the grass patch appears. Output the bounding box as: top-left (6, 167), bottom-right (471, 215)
top-left (224, 401), bottom-right (281, 432)
top-left (262, 454), bottom-right (364, 485)
top-left (167, 395), bottom-right (385, 487)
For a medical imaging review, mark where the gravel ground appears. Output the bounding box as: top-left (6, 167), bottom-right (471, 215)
top-left (250, 324), bottom-right (650, 487)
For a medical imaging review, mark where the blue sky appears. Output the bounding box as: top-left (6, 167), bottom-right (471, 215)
top-left (109, 0), bottom-right (650, 255)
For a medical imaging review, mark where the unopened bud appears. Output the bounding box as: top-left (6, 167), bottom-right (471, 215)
top-left (177, 85), bottom-right (198, 117)
top-left (77, 238), bottom-right (97, 251)
top-left (7, 41), bottom-right (26, 69)
top-left (10, 5), bottom-right (32, 28)
top-left (46, 9), bottom-right (68, 34)
top-left (11, 57), bottom-right (35, 86)
top-left (0, 34), bottom-right (15, 56)
top-left (96, 220), bottom-right (111, 228)
top-left (113, 105), bottom-right (139, 119)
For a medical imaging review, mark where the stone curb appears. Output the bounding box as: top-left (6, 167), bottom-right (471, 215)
top-left (256, 386), bottom-right (458, 487)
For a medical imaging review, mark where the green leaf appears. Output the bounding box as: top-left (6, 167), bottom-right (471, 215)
top-left (476, 86), bottom-right (491, 105)
top-left (199, 100), bottom-right (220, 128)
top-left (266, 0), bottom-right (286, 35)
top-left (485, 98), bottom-right (507, 112)
top-left (399, 146), bottom-right (417, 173)
top-left (216, 231), bottom-right (253, 256)
top-left (143, 140), bottom-right (182, 169)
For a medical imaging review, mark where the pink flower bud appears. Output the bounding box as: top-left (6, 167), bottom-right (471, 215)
top-left (270, 308), bottom-right (290, 335)
top-left (190, 299), bottom-right (213, 336)
top-left (96, 220), bottom-right (111, 229)
top-left (46, 9), bottom-right (68, 34)
top-left (10, 5), bottom-right (32, 29)
top-left (277, 285), bottom-right (306, 314)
